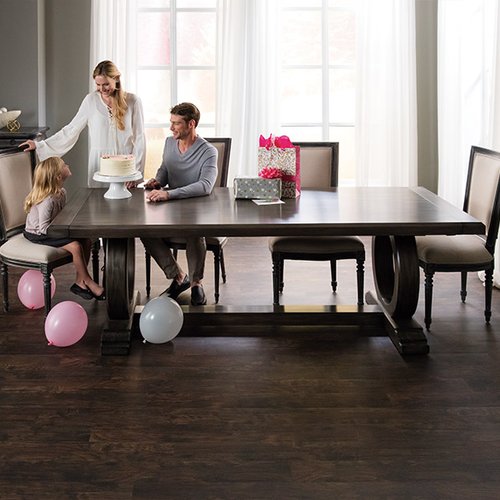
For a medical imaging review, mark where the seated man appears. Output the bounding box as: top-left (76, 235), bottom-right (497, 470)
top-left (142, 102), bottom-right (218, 306)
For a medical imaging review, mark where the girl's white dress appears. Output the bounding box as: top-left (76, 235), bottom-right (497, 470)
top-left (35, 91), bottom-right (146, 187)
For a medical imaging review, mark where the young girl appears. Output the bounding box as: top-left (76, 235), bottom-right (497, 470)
top-left (23, 157), bottom-right (105, 301)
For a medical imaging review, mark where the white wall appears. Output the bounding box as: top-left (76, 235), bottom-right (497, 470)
top-left (0, 0), bottom-right (90, 192)
top-left (0, 0), bottom-right (41, 124)
top-left (44, 0), bottom-right (90, 192)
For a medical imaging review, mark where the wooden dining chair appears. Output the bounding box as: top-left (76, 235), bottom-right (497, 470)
top-left (269, 142), bottom-right (365, 305)
top-left (416, 145), bottom-right (500, 330)
top-left (0, 149), bottom-right (73, 315)
top-left (145, 137), bottom-right (232, 303)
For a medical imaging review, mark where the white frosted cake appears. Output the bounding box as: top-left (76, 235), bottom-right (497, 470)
top-left (99, 154), bottom-right (136, 177)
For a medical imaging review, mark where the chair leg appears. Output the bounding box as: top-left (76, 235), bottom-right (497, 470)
top-left (213, 249), bottom-right (220, 304)
top-left (145, 250), bottom-right (151, 297)
top-left (423, 271), bottom-right (434, 330)
top-left (42, 268), bottom-right (52, 316)
top-left (220, 248), bottom-right (227, 283)
top-left (330, 260), bottom-right (337, 293)
top-left (484, 268), bottom-right (493, 324)
top-left (1, 262), bottom-right (9, 312)
top-left (100, 238), bottom-right (107, 290)
top-left (278, 257), bottom-right (285, 293)
top-left (271, 253), bottom-right (281, 305)
top-left (460, 271), bottom-right (467, 303)
top-left (92, 239), bottom-right (100, 284)
top-left (356, 258), bottom-right (365, 306)
top-left (102, 245), bottom-right (107, 290)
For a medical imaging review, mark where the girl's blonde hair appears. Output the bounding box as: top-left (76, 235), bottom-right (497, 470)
top-left (24, 157), bottom-right (65, 213)
top-left (93, 60), bottom-right (128, 131)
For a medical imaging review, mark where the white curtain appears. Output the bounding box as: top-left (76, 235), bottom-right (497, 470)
top-left (215, 0), bottom-right (281, 179)
top-left (437, 0), bottom-right (500, 284)
top-left (89, 0), bottom-right (418, 185)
top-left (438, 0), bottom-right (500, 206)
top-left (89, 0), bottom-right (137, 92)
top-left (355, 0), bottom-right (418, 187)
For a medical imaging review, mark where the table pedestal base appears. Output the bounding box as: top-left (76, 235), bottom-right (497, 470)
top-left (102, 234), bottom-right (430, 356)
top-left (101, 290), bottom-right (140, 355)
top-left (108, 300), bottom-right (428, 356)
top-left (366, 291), bottom-right (429, 355)
top-left (136, 303), bottom-right (387, 330)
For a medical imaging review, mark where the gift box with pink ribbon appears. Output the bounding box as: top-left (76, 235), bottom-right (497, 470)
top-left (257, 134), bottom-right (301, 198)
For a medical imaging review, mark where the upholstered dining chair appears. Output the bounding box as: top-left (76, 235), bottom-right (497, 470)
top-left (0, 148), bottom-right (73, 315)
top-left (269, 142), bottom-right (366, 305)
top-left (145, 137), bottom-right (232, 303)
top-left (416, 145), bottom-right (500, 330)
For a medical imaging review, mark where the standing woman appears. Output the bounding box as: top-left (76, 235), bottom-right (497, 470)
top-left (20, 60), bottom-right (145, 187)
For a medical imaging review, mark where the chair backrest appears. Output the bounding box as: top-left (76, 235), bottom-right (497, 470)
top-left (293, 142), bottom-right (339, 189)
top-left (464, 145), bottom-right (500, 254)
top-left (205, 138), bottom-right (232, 188)
top-left (0, 149), bottom-right (34, 242)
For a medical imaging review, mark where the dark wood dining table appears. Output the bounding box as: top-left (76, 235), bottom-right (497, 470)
top-left (49, 186), bottom-right (484, 356)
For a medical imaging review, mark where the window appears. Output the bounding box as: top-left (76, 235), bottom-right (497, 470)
top-left (137, 0), bottom-right (217, 178)
top-left (279, 0), bottom-right (356, 182)
top-left (135, 0), bottom-right (356, 182)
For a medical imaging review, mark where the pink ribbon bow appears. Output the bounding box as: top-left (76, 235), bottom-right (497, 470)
top-left (258, 166), bottom-right (296, 186)
top-left (258, 166), bottom-right (282, 179)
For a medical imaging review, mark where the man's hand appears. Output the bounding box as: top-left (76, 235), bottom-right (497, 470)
top-left (146, 189), bottom-right (169, 202)
top-left (143, 178), bottom-right (161, 190)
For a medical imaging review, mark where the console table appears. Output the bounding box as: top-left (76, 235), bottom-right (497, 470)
top-left (0, 126), bottom-right (49, 150)
top-left (0, 127), bottom-right (49, 170)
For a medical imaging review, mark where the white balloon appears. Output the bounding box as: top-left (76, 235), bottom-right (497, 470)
top-left (139, 295), bottom-right (184, 344)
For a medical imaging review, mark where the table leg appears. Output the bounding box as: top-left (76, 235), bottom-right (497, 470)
top-left (370, 235), bottom-right (429, 354)
top-left (101, 238), bottom-right (138, 355)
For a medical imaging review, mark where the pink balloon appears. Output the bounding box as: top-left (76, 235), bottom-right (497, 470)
top-left (17, 270), bottom-right (56, 310)
top-left (44, 301), bottom-right (88, 347)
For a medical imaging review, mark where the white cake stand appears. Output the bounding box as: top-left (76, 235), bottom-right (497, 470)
top-left (93, 171), bottom-right (143, 199)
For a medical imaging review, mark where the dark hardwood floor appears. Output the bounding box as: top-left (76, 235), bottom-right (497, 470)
top-left (1, 237), bottom-right (500, 499)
